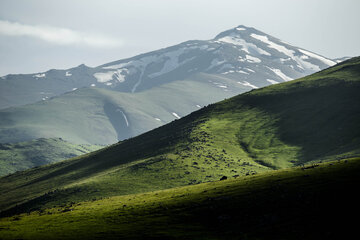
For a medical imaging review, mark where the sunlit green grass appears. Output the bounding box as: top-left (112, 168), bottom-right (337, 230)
top-left (0, 158), bottom-right (359, 239)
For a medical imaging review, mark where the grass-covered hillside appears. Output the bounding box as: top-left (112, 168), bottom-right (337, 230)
top-left (0, 138), bottom-right (102, 176)
top-left (0, 57), bottom-right (359, 216)
top-left (0, 158), bottom-right (359, 239)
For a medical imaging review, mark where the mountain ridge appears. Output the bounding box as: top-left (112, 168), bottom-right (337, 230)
top-left (1, 25), bottom-right (337, 109)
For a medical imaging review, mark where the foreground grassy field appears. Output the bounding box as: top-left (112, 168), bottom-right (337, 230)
top-left (0, 157), bottom-right (359, 239)
top-left (0, 57), bottom-right (359, 216)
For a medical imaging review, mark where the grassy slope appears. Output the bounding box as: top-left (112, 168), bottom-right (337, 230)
top-left (0, 138), bottom-right (102, 177)
top-left (0, 158), bottom-right (359, 240)
top-left (0, 73), bottom-right (249, 145)
top-left (0, 57), bottom-right (359, 215)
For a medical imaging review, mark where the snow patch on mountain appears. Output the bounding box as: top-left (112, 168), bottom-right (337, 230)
top-left (207, 58), bottom-right (226, 70)
top-left (93, 72), bottom-right (115, 83)
top-left (216, 36), bottom-right (271, 56)
top-left (113, 69), bottom-right (127, 82)
top-left (246, 55), bottom-right (261, 63)
top-left (237, 70), bottom-right (249, 74)
top-left (33, 73), bottom-right (46, 78)
top-left (245, 68), bottom-right (255, 73)
top-left (172, 112), bottom-right (181, 119)
top-left (267, 67), bottom-right (293, 81)
top-left (104, 55), bottom-right (159, 92)
top-left (298, 49), bottom-right (336, 66)
top-left (131, 56), bottom-right (160, 92)
top-left (148, 48), bottom-right (195, 78)
top-left (116, 109), bottom-right (129, 127)
top-left (65, 71), bottom-right (72, 77)
top-left (251, 33), bottom-right (322, 71)
top-left (221, 70), bottom-right (235, 75)
top-left (94, 69), bottom-right (127, 83)
top-left (267, 79), bottom-right (280, 84)
top-left (251, 34), bottom-right (294, 58)
top-left (237, 81), bottom-right (258, 89)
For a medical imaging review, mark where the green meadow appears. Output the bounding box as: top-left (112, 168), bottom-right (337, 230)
top-left (0, 57), bottom-right (359, 239)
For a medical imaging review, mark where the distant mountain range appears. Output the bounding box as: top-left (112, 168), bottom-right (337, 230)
top-left (0, 25), bottom-right (340, 144)
top-left (0, 25), bottom-right (338, 110)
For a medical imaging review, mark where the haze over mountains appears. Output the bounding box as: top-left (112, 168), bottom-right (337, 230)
top-left (0, 25), bottom-right (344, 176)
top-left (1, 25), bottom-right (336, 109)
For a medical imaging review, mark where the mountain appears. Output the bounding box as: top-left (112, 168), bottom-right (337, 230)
top-left (0, 25), bottom-right (338, 145)
top-left (0, 138), bottom-right (102, 176)
top-left (0, 26), bottom-right (337, 110)
top-left (0, 57), bottom-right (359, 216)
top-left (0, 74), bottom-right (252, 144)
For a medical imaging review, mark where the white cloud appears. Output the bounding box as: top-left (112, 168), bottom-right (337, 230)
top-left (0, 20), bottom-right (122, 48)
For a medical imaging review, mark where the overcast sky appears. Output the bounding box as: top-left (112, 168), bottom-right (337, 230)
top-left (0, 0), bottom-right (359, 76)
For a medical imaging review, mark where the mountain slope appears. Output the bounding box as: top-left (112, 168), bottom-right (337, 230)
top-left (0, 57), bottom-right (359, 215)
top-left (1, 158), bottom-right (359, 239)
top-left (0, 138), bottom-right (102, 176)
top-left (0, 73), bottom-right (252, 144)
top-left (0, 25), bottom-right (336, 110)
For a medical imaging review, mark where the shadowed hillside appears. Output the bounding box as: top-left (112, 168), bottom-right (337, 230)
top-left (0, 57), bottom-right (359, 217)
top-left (0, 158), bottom-right (359, 239)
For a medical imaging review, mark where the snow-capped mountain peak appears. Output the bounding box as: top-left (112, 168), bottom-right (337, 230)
top-left (93, 25), bottom-right (337, 93)
top-left (0, 25), bottom-right (341, 109)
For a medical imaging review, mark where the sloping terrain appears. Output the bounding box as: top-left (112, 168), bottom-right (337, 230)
top-left (0, 158), bottom-right (359, 239)
top-left (0, 73), bottom-right (251, 144)
top-left (0, 57), bottom-right (358, 215)
top-left (0, 138), bottom-right (102, 176)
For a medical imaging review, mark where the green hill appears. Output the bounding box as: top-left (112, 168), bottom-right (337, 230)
top-left (0, 138), bottom-right (102, 176)
top-left (0, 158), bottom-right (359, 239)
top-left (0, 57), bottom-right (359, 216)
